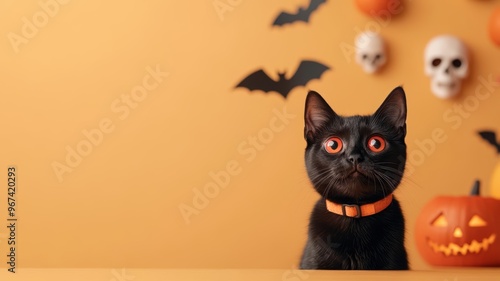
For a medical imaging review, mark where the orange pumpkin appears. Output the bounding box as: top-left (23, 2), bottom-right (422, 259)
top-left (478, 130), bottom-right (500, 199)
top-left (488, 8), bottom-right (500, 46)
top-left (491, 164), bottom-right (500, 198)
top-left (354, 0), bottom-right (402, 16)
top-left (415, 181), bottom-right (500, 266)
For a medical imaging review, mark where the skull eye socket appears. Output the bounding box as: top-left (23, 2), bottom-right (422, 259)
top-left (431, 58), bottom-right (442, 67)
top-left (452, 59), bottom-right (462, 68)
top-left (468, 215), bottom-right (487, 227)
top-left (362, 54), bottom-right (368, 60)
top-left (431, 214), bottom-right (448, 227)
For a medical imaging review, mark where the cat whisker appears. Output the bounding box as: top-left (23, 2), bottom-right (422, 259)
top-left (373, 172), bottom-right (388, 198)
top-left (308, 166), bottom-right (349, 199)
top-left (323, 174), bottom-right (340, 199)
top-left (309, 167), bottom-right (334, 186)
top-left (308, 168), bottom-right (334, 198)
top-left (370, 170), bottom-right (386, 198)
top-left (372, 170), bottom-right (397, 197)
top-left (375, 164), bottom-right (421, 189)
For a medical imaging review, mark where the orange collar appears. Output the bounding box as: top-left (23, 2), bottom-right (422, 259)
top-left (325, 194), bottom-right (393, 218)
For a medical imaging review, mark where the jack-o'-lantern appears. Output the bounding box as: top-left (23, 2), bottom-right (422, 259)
top-left (415, 180), bottom-right (500, 266)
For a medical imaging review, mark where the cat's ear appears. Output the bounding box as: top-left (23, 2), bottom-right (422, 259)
top-left (304, 91), bottom-right (338, 141)
top-left (374, 86), bottom-right (407, 132)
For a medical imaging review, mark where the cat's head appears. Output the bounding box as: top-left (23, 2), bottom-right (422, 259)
top-left (304, 87), bottom-right (407, 203)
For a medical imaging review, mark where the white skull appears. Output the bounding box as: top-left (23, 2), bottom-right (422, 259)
top-left (355, 32), bottom-right (387, 74)
top-left (424, 35), bottom-right (469, 99)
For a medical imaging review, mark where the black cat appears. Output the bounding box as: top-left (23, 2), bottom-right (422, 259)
top-left (300, 86), bottom-right (409, 270)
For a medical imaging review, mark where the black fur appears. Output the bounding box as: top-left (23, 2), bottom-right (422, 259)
top-left (300, 87), bottom-right (409, 270)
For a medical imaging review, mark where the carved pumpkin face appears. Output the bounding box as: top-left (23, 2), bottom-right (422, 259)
top-left (415, 181), bottom-right (500, 266)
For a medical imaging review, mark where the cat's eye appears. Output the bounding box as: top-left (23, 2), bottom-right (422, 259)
top-left (324, 137), bottom-right (343, 154)
top-left (367, 136), bottom-right (386, 153)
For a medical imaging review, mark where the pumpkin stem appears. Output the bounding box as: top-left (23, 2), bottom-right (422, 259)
top-left (470, 180), bottom-right (481, 196)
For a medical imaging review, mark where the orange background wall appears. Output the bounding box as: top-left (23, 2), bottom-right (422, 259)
top-left (1, 0), bottom-right (500, 270)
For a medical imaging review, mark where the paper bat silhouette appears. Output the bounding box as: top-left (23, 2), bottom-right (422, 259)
top-left (235, 60), bottom-right (330, 99)
top-left (272, 0), bottom-right (327, 26)
top-left (478, 130), bottom-right (500, 154)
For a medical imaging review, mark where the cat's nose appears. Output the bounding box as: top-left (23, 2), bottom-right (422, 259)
top-left (348, 154), bottom-right (363, 164)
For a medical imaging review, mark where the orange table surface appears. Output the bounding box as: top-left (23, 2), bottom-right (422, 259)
top-left (1, 268), bottom-right (499, 281)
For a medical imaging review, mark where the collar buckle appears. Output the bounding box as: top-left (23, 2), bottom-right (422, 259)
top-left (342, 204), bottom-right (361, 218)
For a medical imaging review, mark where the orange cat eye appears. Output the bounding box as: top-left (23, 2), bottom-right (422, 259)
top-left (324, 137), bottom-right (343, 154)
top-left (367, 136), bottom-right (386, 153)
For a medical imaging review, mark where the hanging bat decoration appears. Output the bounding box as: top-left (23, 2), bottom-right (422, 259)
top-left (272, 0), bottom-right (327, 27)
top-left (235, 60), bottom-right (330, 99)
top-left (478, 130), bottom-right (500, 154)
